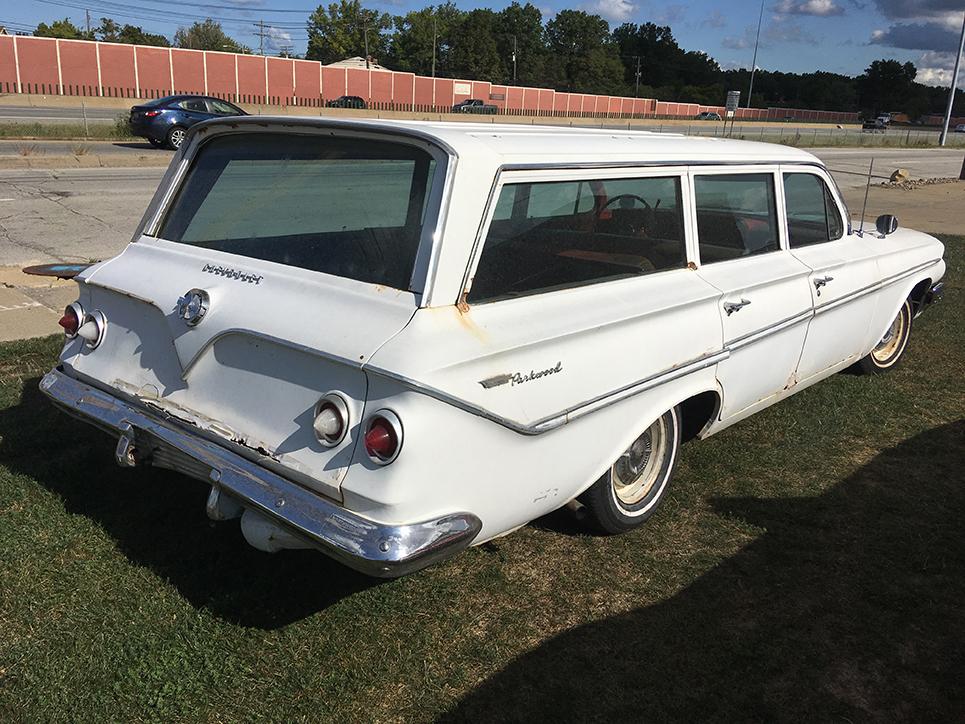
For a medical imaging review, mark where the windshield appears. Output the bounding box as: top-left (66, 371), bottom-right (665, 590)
top-left (156, 133), bottom-right (440, 290)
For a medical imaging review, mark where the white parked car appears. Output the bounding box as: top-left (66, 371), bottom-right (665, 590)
top-left (42, 119), bottom-right (946, 576)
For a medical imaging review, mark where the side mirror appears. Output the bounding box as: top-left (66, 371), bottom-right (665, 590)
top-left (875, 214), bottom-right (898, 236)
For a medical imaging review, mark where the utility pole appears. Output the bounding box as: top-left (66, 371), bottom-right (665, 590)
top-left (747, 0), bottom-right (765, 109)
top-left (253, 20), bottom-right (268, 56)
top-left (939, 10), bottom-right (965, 147)
top-left (85, 9), bottom-right (90, 36)
top-left (363, 22), bottom-right (370, 68)
top-left (431, 12), bottom-right (437, 78)
top-left (634, 55), bottom-right (641, 97)
top-left (512, 34), bottom-right (517, 85)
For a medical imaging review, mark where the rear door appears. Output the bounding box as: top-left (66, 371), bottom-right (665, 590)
top-left (781, 168), bottom-right (880, 380)
top-left (691, 168), bottom-right (814, 419)
top-left (177, 97), bottom-right (215, 125)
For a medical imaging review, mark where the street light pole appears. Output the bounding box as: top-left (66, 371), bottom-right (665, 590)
top-left (431, 12), bottom-right (437, 78)
top-left (512, 34), bottom-right (517, 85)
top-left (746, 0), bottom-right (765, 109)
top-left (939, 10), bottom-right (965, 147)
top-left (363, 22), bottom-right (370, 68)
top-left (634, 55), bottom-right (641, 97)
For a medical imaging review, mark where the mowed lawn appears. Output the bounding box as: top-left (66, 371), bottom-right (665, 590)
top-left (1, 238), bottom-right (962, 722)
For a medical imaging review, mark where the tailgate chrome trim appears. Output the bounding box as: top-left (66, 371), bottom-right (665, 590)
top-left (40, 368), bottom-right (481, 578)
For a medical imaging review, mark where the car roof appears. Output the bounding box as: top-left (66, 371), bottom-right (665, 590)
top-left (199, 116), bottom-right (822, 167)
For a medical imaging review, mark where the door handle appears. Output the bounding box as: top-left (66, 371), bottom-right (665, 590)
top-left (814, 275), bottom-right (834, 289)
top-left (723, 298), bottom-right (751, 315)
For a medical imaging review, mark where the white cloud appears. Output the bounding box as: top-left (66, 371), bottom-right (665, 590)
top-left (775, 0), bottom-right (845, 16)
top-left (585, 0), bottom-right (637, 23)
top-left (266, 26), bottom-right (292, 52)
top-left (914, 50), bottom-right (964, 87)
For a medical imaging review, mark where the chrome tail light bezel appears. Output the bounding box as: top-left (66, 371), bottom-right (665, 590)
top-left (313, 392), bottom-right (350, 448)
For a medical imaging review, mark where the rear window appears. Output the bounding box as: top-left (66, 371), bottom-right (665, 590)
top-left (157, 133), bottom-right (440, 290)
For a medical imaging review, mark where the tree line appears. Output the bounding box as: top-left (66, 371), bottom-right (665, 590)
top-left (32, 4), bottom-right (964, 118)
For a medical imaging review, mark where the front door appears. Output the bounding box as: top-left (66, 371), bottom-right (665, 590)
top-left (691, 169), bottom-right (814, 420)
top-left (781, 169), bottom-right (881, 380)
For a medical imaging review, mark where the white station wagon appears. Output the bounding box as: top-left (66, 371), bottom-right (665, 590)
top-left (42, 119), bottom-right (946, 576)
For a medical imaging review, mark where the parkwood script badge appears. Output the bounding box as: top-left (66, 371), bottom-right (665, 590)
top-left (479, 362), bottom-right (563, 389)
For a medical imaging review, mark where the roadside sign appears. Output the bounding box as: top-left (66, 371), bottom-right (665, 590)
top-left (725, 90), bottom-right (740, 118)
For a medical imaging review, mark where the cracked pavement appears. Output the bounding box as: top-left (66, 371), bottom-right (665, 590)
top-left (0, 167), bottom-right (165, 266)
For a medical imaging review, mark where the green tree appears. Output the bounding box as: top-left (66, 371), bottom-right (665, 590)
top-left (449, 9), bottom-right (502, 81)
top-left (306, 0), bottom-right (392, 65)
top-left (174, 19), bottom-right (249, 53)
top-left (856, 60), bottom-right (918, 115)
top-left (117, 25), bottom-right (170, 47)
top-left (34, 18), bottom-right (93, 40)
top-left (612, 22), bottom-right (719, 94)
top-left (494, 2), bottom-right (547, 86)
top-left (388, 3), bottom-right (462, 76)
top-left (545, 10), bottom-right (623, 93)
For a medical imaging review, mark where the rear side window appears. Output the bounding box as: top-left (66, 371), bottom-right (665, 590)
top-left (468, 175), bottom-right (686, 304)
top-left (178, 99), bottom-right (208, 112)
top-left (694, 173), bottom-right (779, 263)
top-left (783, 173), bottom-right (844, 247)
top-left (157, 133), bottom-right (439, 290)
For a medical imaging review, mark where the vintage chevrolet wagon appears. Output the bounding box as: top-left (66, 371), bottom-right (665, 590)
top-left (42, 119), bottom-right (946, 576)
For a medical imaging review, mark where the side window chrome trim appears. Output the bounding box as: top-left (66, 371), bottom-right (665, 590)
top-left (780, 165), bottom-right (849, 243)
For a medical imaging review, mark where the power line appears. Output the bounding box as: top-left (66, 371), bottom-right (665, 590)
top-left (32, 0), bottom-right (307, 28)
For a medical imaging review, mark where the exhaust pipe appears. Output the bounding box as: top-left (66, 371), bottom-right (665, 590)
top-left (240, 509), bottom-right (313, 553)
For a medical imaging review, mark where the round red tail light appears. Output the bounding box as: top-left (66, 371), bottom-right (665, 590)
top-left (59, 303), bottom-right (84, 338)
top-left (363, 411), bottom-right (403, 465)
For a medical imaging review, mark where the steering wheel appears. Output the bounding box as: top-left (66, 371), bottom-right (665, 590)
top-left (602, 194), bottom-right (650, 211)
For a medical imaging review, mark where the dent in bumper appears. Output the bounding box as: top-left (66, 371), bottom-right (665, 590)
top-left (39, 368), bottom-right (481, 577)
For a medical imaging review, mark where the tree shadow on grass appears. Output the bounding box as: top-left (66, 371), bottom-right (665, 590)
top-left (0, 378), bottom-right (375, 629)
top-left (443, 420), bottom-right (965, 722)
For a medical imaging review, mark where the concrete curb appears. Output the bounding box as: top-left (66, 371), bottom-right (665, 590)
top-left (0, 154), bottom-right (171, 169)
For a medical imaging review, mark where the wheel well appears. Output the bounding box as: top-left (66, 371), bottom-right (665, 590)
top-left (908, 278), bottom-right (932, 315)
top-left (678, 391), bottom-right (720, 443)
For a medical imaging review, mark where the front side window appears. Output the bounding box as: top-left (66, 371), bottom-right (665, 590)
top-left (157, 133), bottom-right (439, 290)
top-left (468, 175), bottom-right (686, 304)
top-left (694, 173), bottom-right (779, 263)
top-left (783, 172), bottom-right (844, 247)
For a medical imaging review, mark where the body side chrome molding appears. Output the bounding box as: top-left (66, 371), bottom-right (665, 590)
top-left (813, 258), bottom-right (940, 316)
top-left (369, 258), bottom-right (940, 436)
top-left (365, 349), bottom-right (728, 436)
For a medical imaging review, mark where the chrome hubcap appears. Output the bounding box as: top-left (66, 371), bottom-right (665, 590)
top-left (872, 308), bottom-right (905, 362)
top-left (171, 130), bottom-right (185, 147)
top-left (612, 418), bottom-right (668, 506)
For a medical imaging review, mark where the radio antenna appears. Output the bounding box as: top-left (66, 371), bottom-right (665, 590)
top-left (857, 158), bottom-right (873, 236)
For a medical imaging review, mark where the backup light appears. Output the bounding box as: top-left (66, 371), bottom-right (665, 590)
top-left (77, 310), bottom-right (107, 349)
top-left (313, 393), bottom-right (349, 447)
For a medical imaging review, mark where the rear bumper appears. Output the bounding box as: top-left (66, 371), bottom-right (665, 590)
top-left (39, 367), bottom-right (481, 577)
top-left (924, 281), bottom-right (944, 307)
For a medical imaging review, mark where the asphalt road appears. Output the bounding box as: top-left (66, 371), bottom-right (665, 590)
top-left (0, 147), bottom-right (961, 266)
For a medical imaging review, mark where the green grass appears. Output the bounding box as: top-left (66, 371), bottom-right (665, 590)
top-left (1, 238), bottom-right (963, 721)
top-left (0, 113), bottom-right (136, 141)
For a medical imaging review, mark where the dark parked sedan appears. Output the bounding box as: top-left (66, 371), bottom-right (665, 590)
top-left (129, 95), bottom-right (247, 149)
top-left (326, 95), bottom-right (367, 109)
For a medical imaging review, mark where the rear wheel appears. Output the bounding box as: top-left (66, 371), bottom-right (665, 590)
top-left (856, 300), bottom-right (912, 375)
top-left (579, 407), bottom-right (681, 534)
top-left (166, 126), bottom-right (187, 150)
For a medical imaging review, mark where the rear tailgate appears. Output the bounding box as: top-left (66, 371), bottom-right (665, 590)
top-left (65, 239), bottom-right (417, 499)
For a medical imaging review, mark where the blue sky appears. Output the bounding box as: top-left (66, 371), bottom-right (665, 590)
top-left (2, 0), bottom-right (963, 85)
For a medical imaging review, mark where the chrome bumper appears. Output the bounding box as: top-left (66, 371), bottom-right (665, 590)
top-left (39, 368), bottom-right (481, 577)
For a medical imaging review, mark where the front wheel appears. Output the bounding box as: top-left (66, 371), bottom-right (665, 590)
top-left (166, 126), bottom-right (187, 150)
top-left (579, 407), bottom-right (681, 534)
top-left (856, 299), bottom-right (912, 375)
